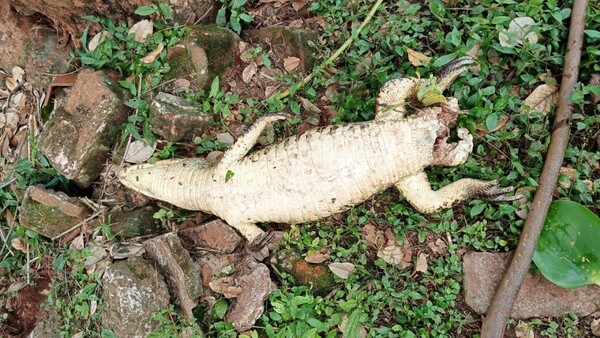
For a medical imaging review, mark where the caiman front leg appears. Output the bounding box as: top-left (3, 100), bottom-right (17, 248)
top-left (395, 172), bottom-right (519, 214)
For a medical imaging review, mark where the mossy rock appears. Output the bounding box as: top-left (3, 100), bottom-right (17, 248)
top-left (165, 25), bottom-right (241, 91)
top-left (271, 249), bottom-right (336, 296)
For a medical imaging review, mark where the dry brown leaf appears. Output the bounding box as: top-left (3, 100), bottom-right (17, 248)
top-left (264, 85), bottom-right (279, 99)
top-left (406, 48), bottom-right (431, 67)
top-left (90, 299), bottom-right (98, 315)
top-left (172, 78), bottom-right (190, 93)
top-left (7, 280), bottom-right (27, 293)
top-left (466, 42), bottom-right (481, 59)
top-left (72, 332), bottom-right (84, 338)
top-left (328, 262), bottom-right (355, 279)
top-left (362, 223), bottom-right (382, 248)
top-left (305, 249), bottom-right (330, 264)
top-left (300, 97), bottom-right (321, 113)
top-left (242, 62), bottom-right (257, 83)
top-left (140, 42), bottom-right (164, 64)
top-left (88, 30), bottom-right (110, 52)
top-left (289, 19), bottom-right (304, 28)
top-left (70, 235), bottom-right (85, 251)
top-left (383, 228), bottom-right (398, 247)
top-left (124, 140), bottom-right (156, 164)
top-left (283, 57), bottom-right (301, 72)
top-left (476, 114), bottom-right (509, 135)
top-left (415, 253), bottom-right (428, 273)
top-left (129, 19), bottom-right (153, 43)
top-left (339, 315), bottom-right (367, 338)
top-left (11, 237), bottom-right (29, 253)
top-left (3, 209), bottom-right (16, 227)
top-left (523, 84), bottom-right (559, 114)
top-left (377, 245), bottom-right (404, 265)
top-left (209, 277), bottom-right (243, 298)
top-left (591, 318), bottom-right (600, 336)
top-left (11, 66), bottom-right (24, 83)
top-left (5, 77), bottom-right (16, 91)
top-left (291, 0), bottom-right (307, 11)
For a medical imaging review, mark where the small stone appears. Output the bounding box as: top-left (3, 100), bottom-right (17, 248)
top-left (226, 260), bottom-right (276, 332)
top-left (216, 132), bottom-right (235, 145)
top-left (102, 257), bottom-right (170, 338)
top-left (463, 251), bottom-right (600, 318)
top-left (38, 68), bottom-right (130, 187)
top-left (19, 185), bottom-right (91, 238)
top-left (107, 205), bottom-right (164, 239)
top-left (271, 249), bottom-right (335, 296)
top-left (149, 92), bottom-right (211, 142)
top-left (178, 219), bottom-right (243, 254)
top-left (197, 253), bottom-right (222, 286)
top-left (144, 233), bottom-right (203, 318)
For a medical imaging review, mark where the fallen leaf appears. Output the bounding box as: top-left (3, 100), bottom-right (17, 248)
top-left (591, 318), bottom-right (600, 336)
top-left (383, 228), bottom-right (398, 247)
top-left (11, 237), bottom-right (29, 253)
top-left (216, 132), bottom-right (235, 145)
top-left (11, 66), bottom-right (24, 83)
top-left (264, 85), bottom-right (279, 99)
top-left (466, 42), bottom-right (481, 59)
top-left (172, 78), bottom-right (190, 93)
top-left (523, 84), bottom-right (559, 114)
top-left (70, 235), bottom-right (85, 251)
top-left (129, 19), bottom-right (153, 43)
top-left (377, 245), bottom-right (404, 265)
top-left (72, 332), bottom-right (84, 338)
top-left (328, 262), bottom-right (355, 279)
top-left (291, 0), bottom-right (307, 11)
top-left (242, 62), bottom-right (257, 83)
top-left (7, 281), bottom-right (27, 293)
top-left (3, 209), bottom-right (16, 227)
top-left (499, 17), bottom-right (538, 48)
top-left (5, 77), bottom-right (16, 91)
top-left (558, 167), bottom-right (577, 189)
top-left (428, 238), bottom-right (447, 255)
top-left (283, 57), bottom-right (300, 72)
top-left (361, 223), bottom-right (382, 248)
top-left (406, 48), bottom-right (431, 67)
top-left (84, 244), bottom-right (107, 268)
top-left (140, 42), bottom-right (164, 63)
top-left (289, 19), bottom-right (304, 28)
top-left (415, 253), bottom-right (428, 273)
top-left (305, 249), bottom-right (330, 264)
top-left (209, 277), bottom-right (243, 298)
top-left (124, 140), bottom-right (156, 164)
top-left (238, 41), bottom-right (251, 63)
top-left (88, 30), bottom-right (110, 52)
top-left (476, 114), bottom-right (509, 135)
top-left (515, 321), bottom-right (535, 338)
top-left (90, 300), bottom-right (98, 316)
top-left (300, 97), bottom-right (321, 113)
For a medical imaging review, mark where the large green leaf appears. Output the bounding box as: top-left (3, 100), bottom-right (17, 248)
top-left (533, 200), bottom-right (600, 288)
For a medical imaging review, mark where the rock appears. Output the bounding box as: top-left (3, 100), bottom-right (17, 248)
top-left (165, 25), bottom-right (241, 91)
top-left (168, 0), bottom-right (216, 25)
top-left (102, 257), bottom-right (170, 338)
top-left (144, 233), bottom-right (203, 318)
top-left (178, 219), bottom-right (243, 254)
top-left (244, 26), bottom-right (318, 72)
top-left (216, 132), bottom-right (234, 145)
top-left (22, 27), bottom-right (72, 88)
top-left (0, 2), bottom-right (34, 71)
top-left (270, 249), bottom-right (335, 296)
top-left (39, 69), bottom-right (130, 187)
top-left (197, 253), bottom-right (222, 286)
top-left (107, 205), bottom-right (165, 239)
top-left (225, 259), bottom-right (277, 332)
top-left (28, 318), bottom-right (61, 338)
top-left (463, 251), bottom-right (600, 318)
top-left (19, 185), bottom-right (91, 238)
top-left (149, 92), bottom-right (211, 142)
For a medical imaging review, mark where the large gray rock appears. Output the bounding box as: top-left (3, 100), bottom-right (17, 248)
top-left (144, 232), bottom-right (203, 318)
top-left (463, 251), bottom-right (600, 318)
top-left (102, 257), bottom-right (170, 338)
top-left (39, 68), bottom-right (130, 187)
top-left (150, 92), bottom-right (211, 142)
top-left (19, 185), bottom-right (91, 238)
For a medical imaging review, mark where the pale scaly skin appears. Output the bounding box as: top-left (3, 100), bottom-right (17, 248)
top-left (119, 56), bottom-right (520, 249)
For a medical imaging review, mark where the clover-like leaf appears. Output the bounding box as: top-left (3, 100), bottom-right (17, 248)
top-left (533, 200), bottom-right (600, 288)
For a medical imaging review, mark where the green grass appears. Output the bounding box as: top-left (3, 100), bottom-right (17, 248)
top-left (1, 0), bottom-right (599, 337)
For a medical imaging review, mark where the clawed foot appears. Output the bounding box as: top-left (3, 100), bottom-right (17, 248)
top-left (475, 181), bottom-right (523, 202)
top-left (248, 230), bottom-right (276, 252)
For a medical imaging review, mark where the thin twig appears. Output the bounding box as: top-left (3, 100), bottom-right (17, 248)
top-left (274, 0), bottom-right (385, 101)
top-left (480, 0), bottom-right (588, 336)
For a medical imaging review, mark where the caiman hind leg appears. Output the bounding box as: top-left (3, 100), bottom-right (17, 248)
top-left (395, 172), bottom-right (520, 214)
